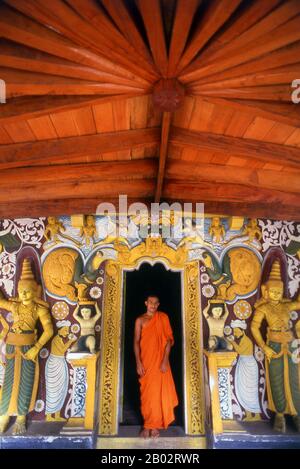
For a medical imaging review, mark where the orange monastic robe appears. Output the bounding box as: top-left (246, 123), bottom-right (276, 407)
top-left (139, 311), bottom-right (178, 430)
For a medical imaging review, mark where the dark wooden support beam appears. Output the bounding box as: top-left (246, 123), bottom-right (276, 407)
top-left (155, 112), bottom-right (172, 203)
top-left (163, 180), bottom-right (300, 220)
top-left (192, 97), bottom-right (300, 128)
top-left (0, 197), bottom-right (153, 218)
top-left (166, 159), bottom-right (300, 194)
top-left (0, 94), bottom-right (144, 125)
top-left (170, 127), bottom-right (300, 169)
top-left (0, 128), bottom-right (160, 166)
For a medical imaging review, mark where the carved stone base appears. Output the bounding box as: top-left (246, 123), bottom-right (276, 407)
top-left (0, 421), bottom-right (96, 449)
top-left (210, 420), bottom-right (300, 449)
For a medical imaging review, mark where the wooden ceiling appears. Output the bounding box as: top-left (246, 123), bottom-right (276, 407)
top-left (0, 0), bottom-right (300, 219)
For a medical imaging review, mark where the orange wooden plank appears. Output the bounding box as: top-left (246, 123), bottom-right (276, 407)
top-left (68, 107), bottom-right (97, 136)
top-left (205, 107), bottom-right (235, 135)
top-left (224, 112), bottom-right (254, 138)
top-left (263, 122), bottom-right (296, 145)
top-left (92, 102), bottom-right (114, 133)
top-left (130, 95), bottom-right (149, 159)
top-left (188, 99), bottom-right (215, 132)
top-left (0, 126), bottom-right (13, 144)
top-left (285, 128), bottom-right (300, 147)
top-left (27, 115), bottom-right (58, 140)
top-left (50, 111), bottom-right (80, 138)
top-left (112, 99), bottom-right (131, 160)
top-left (4, 121), bottom-right (36, 143)
top-left (243, 117), bottom-right (276, 140)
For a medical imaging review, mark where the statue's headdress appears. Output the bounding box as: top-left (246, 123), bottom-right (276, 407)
top-left (20, 258), bottom-right (36, 282)
top-left (268, 260), bottom-right (282, 282)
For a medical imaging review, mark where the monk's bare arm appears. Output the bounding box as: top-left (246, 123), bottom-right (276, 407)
top-left (134, 317), bottom-right (145, 377)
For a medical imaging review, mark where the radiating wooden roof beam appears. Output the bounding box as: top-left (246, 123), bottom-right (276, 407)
top-left (176, 0), bottom-right (242, 74)
top-left (137, 0), bottom-right (168, 77)
top-left (5, 0), bottom-right (157, 83)
top-left (180, 14), bottom-right (300, 82)
top-left (101, 0), bottom-right (154, 64)
top-left (167, 0), bottom-right (200, 77)
top-left (0, 5), bottom-right (150, 85)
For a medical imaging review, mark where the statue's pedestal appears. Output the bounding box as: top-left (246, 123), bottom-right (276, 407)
top-left (0, 421), bottom-right (96, 449)
top-left (0, 351), bottom-right (100, 448)
top-left (204, 350), bottom-right (300, 448)
top-left (210, 420), bottom-right (300, 449)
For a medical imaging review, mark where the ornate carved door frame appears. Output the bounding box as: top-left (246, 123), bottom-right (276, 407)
top-left (98, 238), bottom-right (205, 435)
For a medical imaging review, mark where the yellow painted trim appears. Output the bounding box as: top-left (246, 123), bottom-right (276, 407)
top-left (184, 261), bottom-right (205, 434)
top-left (85, 353), bottom-right (99, 429)
top-left (204, 351), bottom-right (237, 435)
top-left (283, 346), bottom-right (297, 415)
top-left (98, 240), bottom-right (205, 436)
top-left (97, 436), bottom-right (207, 449)
top-left (228, 217), bottom-right (244, 231)
top-left (215, 352), bottom-right (237, 368)
top-left (29, 357), bottom-right (39, 412)
top-left (207, 353), bottom-right (222, 435)
top-left (70, 359), bottom-right (88, 367)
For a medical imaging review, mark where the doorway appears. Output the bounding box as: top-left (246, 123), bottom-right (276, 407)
top-left (121, 262), bottom-right (184, 429)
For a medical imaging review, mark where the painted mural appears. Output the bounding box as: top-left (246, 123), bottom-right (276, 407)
top-left (0, 214), bottom-right (299, 435)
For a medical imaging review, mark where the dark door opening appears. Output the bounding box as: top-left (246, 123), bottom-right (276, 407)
top-left (121, 262), bottom-right (183, 428)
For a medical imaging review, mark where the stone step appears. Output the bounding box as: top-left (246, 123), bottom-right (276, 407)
top-left (97, 426), bottom-right (206, 449)
top-left (97, 436), bottom-right (206, 449)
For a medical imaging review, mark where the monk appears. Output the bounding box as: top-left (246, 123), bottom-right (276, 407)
top-left (134, 294), bottom-right (178, 438)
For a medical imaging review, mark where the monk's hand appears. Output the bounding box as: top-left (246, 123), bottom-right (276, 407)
top-left (160, 360), bottom-right (169, 373)
top-left (264, 345), bottom-right (276, 361)
top-left (25, 345), bottom-right (39, 362)
top-left (137, 362), bottom-right (145, 377)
